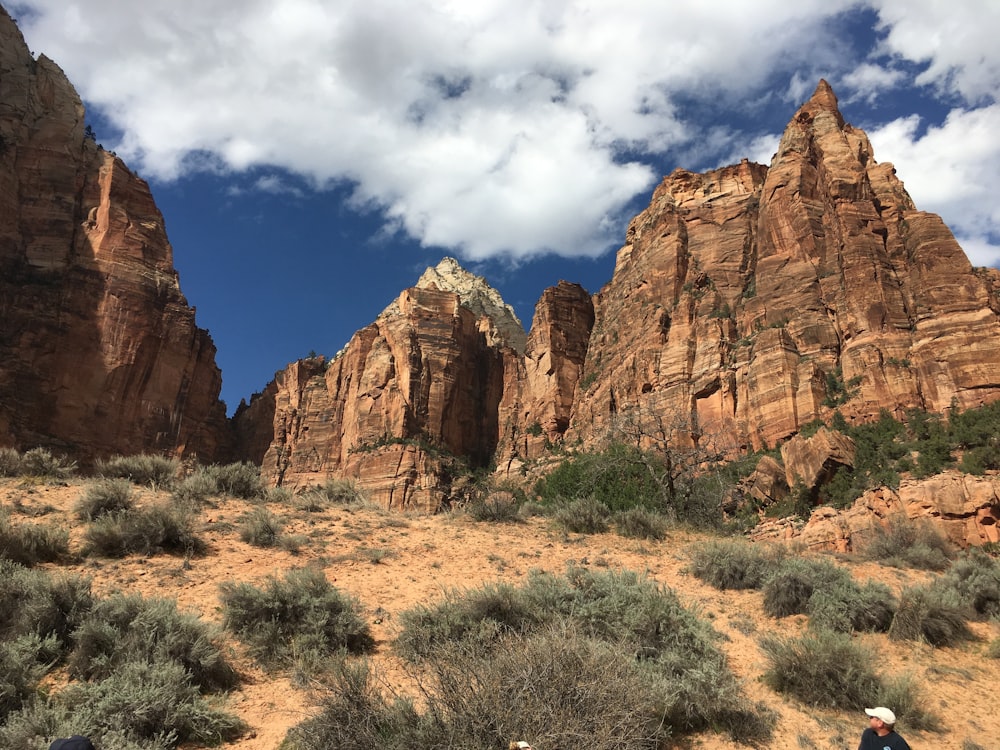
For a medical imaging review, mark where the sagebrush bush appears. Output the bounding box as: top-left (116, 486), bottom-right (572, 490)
top-left (614, 506), bottom-right (668, 540)
top-left (204, 461), bottom-right (263, 499)
top-left (57, 659), bottom-right (245, 747)
top-left (933, 548), bottom-right (1000, 618)
top-left (0, 634), bottom-right (60, 722)
top-left (858, 514), bottom-right (955, 571)
top-left (220, 567), bottom-right (374, 666)
top-left (889, 585), bottom-right (972, 646)
top-left (69, 593), bottom-right (237, 692)
top-left (761, 629), bottom-right (880, 709)
top-left (171, 469), bottom-right (218, 507)
top-left (466, 491), bottom-right (524, 523)
top-left (553, 495), bottom-right (611, 534)
top-left (0, 510), bottom-right (69, 565)
top-left (309, 477), bottom-right (365, 504)
top-left (807, 579), bottom-right (896, 633)
top-left (74, 478), bottom-right (134, 521)
top-left (395, 567), bottom-right (774, 744)
top-left (19, 447), bottom-right (77, 479)
top-left (239, 506), bottom-right (283, 548)
top-left (83, 504), bottom-right (203, 558)
top-left (761, 557), bottom-right (850, 618)
top-left (0, 560), bottom-right (94, 647)
top-left (877, 673), bottom-right (941, 732)
top-left (95, 454), bottom-right (179, 487)
top-left (688, 539), bottom-right (783, 590)
top-left (0, 447), bottom-right (23, 476)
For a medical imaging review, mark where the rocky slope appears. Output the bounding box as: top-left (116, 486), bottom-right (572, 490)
top-left (0, 8), bottom-right (229, 463)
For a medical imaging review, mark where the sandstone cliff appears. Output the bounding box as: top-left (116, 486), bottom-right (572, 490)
top-left (566, 80), bottom-right (1000, 455)
top-left (0, 8), bottom-right (229, 462)
top-left (232, 264), bottom-right (522, 508)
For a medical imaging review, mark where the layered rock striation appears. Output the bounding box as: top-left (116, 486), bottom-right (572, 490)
top-left (567, 80), bottom-right (1000, 454)
top-left (0, 8), bottom-right (229, 461)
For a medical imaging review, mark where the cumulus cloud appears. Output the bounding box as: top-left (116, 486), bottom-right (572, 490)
top-left (8, 0), bottom-right (999, 265)
top-left (872, 0), bottom-right (1000, 104)
top-left (11, 0), bottom-right (858, 260)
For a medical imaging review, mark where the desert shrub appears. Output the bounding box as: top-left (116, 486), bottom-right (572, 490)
top-left (56, 659), bottom-right (245, 747)
top-left (83, 505), bottom-right (203, 558)
top-left (761, 557), bottom-right (851, 618)
top-left (614, 506), bottom-right (668, 540)
top-left (0, 447), bottom-right (23, 476)
top-left (0, 560), bottom-right (94, 648)
top-left (170, 469), bottom-right (218, 507)
top-left (239, 506), bottom-right (283, 548)
top-left (987, 635), bottom-right (1000, 659)
top-left (69, 593), bottom-right (237, 692)
top-left (95, 454), bottom-right (179, 487)
top-left (0, 510), bottom-right (69, 565)
top-left (19, 447), bottom-right (77, 479)
top-left (553, 495), bottom-right (611, 534)
top-left (534, 443), bottom-right (664, 513)
top-left (889, 585), bottom-right (972, 646)
top-left (203, 461), bottom-right (263, 499)
top-left (220, 567), bottom-right (374, 667)
top-left (857, 514), bottom-right (955, 571)
top-left (761, 557), bottom-right (895, 632)
top-left (932, 548), bottom-right (1000, 618)
top-left (74, 478), bottom-right (134, 521)
top-left (688, 539), bottom-right (783, 590)
top-left (466, 491), bottom-right (524, 523)
top-left (396, 567), bottom-right (774, 744)
top-left (761, 629), bottom-right (880, 709)
top-left (807, 579), bottom-right (896, 633)
top-left (0, 634), bottom-right (61, 721)
top-left (265, 485), bottom-right (294, 503)
top-left (309, 477), bottom-right (365, 504)
top-left (876, 673), bottom-right (941, 732)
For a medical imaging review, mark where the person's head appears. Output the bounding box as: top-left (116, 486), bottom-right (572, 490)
top-left (865, 707), bottom-right (897, 734)
top-left (509, 742), bottom-right (532, 750)
top-left (49, 737), bottom-right (96, 750)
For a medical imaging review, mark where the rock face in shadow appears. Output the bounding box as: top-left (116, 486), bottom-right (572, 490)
top-left (566, 80), bottom-right (1000, 455)
top-left (0, 8), bottom-right (229, 462)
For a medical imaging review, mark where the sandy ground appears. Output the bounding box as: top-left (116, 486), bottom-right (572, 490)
top-left (4, 477), bottom-right (999, 750)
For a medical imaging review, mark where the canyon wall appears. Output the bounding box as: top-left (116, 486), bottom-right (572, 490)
top-left (0, 8), bottom-right (229, 462)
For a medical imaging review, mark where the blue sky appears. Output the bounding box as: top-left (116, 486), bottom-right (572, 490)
top-left (9, 1), bottom-right (1000, 413)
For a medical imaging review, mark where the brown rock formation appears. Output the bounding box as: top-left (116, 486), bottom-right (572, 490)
top-left (0, 8), bottom-right (229, 461)
top-left (233, 282), bottom-right (517, 509)
top-left (780, 427), bottom-right (856, 491)
top-left (565, 80), bottom-right (1000, 455)
top-left (750, 471), bottom-right (1000, 551)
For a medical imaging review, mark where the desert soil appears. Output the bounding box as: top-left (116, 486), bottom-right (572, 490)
top-left (4, 478), bottom-right (998, 750)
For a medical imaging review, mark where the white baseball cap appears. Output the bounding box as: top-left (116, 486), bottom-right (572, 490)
top-left (865, 707), bottom-right (897, 725)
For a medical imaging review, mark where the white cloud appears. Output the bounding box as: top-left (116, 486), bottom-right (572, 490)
top-left (11, 0), bottom-right (862, 260)
top-left (840, 63), bottom-right (905, 104)
top-left (869, 104), bottom-right (1000, 267)
top-left (872, 0), bottom-right (1000, 104)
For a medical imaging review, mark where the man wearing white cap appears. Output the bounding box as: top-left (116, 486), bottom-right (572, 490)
top-left (858, 707), bottom-right (910, 750)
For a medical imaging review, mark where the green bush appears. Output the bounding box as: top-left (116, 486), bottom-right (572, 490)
top-left (858, 514), bottom-right (955, 571)
top-left (395, 567), bottom-right (774, 744)
top-left (310, 477), bottom-right (365, 504)
top-left (760, 557), bottom-right (893, 633)
top-left (74, 478), bottom-right (134, 521)
top-left (95, 454), bottom-right (179, 487)
top-left (57, 659), bottom-right (245, 747)
top-left (239, 506), bottom-right (283, 548)
top-left (614, 506), bottom-right (668, 540)
top-left (220, 567), bottom-right (374, 667)
top-left (889, 585), bottom-right (972, 646)
top-left (0, 447), bottom-right (23, 476)
top-left (877, 673), bottom-right (941, 732)
top-left (534, 443), bottom-right (664, 513)
top-left (688, 539), bottom-right (783, 590)
top-left (553, 496), bottom-right (611, 534)
top-left (933, 548), bottom-right (1000, 618)
top-left (0, 510), bottom-right (69, 565)
top-left (69, 593), bottom-right (237, 692)
top-left (0, 634), bottom-right (61, 721)
top-left (204, 461), bottom-right (263, 499)
top-left (466, 491), bottom-right (525, 523)
top-left (761, 629), bottom-right (880, 709)
top-left (170, 470), bottom-right (218, 507)
top-left (0, 560), bottom-right (94, 648)
top-left (19, 447), bottom-right (77, 479)
top-left (83, 505), bottom-right (203, 558)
